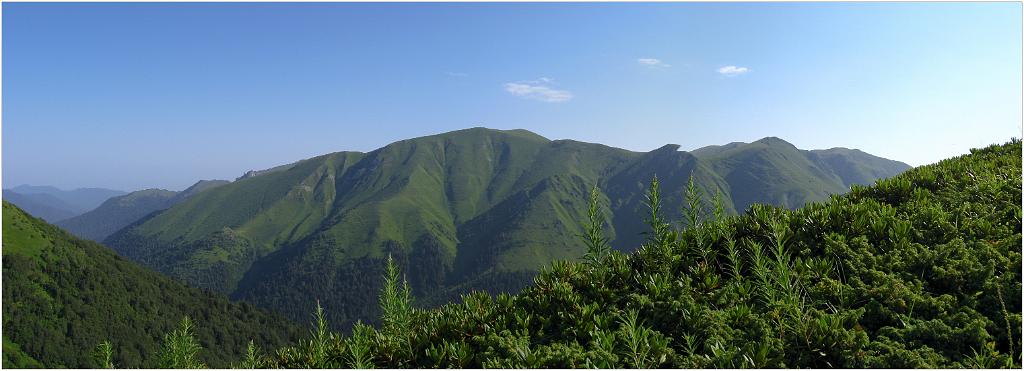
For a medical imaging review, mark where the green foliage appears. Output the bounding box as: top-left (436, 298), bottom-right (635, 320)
top-left (307, 302), bottom-right (332, 368)
top-left (238, 340), bottom-right (266, 369)
top-left (683, 172), bottom-right (706, 229)
top-left (250, 139), bottom-right (1019, 368)
top-left (580, 186), bottom-right (612, 267)
top-left (616, 309), bottom-right (670, 368)
top-left (1, 202), bottom-right (301, 368)
top-left (343, 322), bottom-right (375, 369)
top-left (158, 317), bottom-right (206, 369)
top-left (2, 336), bottom-right (43, 368)
top-left (93, 341), bottom-right (114, 369)
top-left (378, 255), bottom-right (416, 366)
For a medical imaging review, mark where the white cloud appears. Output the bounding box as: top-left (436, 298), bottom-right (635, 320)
top-left (503, 78), bottom-right (573, 103)
top-left (717, 65), bottom-right (750, 77)
top-left (637, 58), bottom-right (671, 68)
top-left (445, 71), bottom-right (469, 77)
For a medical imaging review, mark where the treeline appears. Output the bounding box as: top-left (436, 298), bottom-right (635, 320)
top-left (111, 139), bottom-right (1021, 368)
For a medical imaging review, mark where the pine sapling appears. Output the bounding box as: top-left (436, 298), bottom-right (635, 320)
top-left (344, 321), bottom-right (375, 369)
top-left (580, 185), bottom-right (612, 268)
top-left (307, 301), bottom-right (333, 368)
top-left (683, 173), bottom-right (705, 230)
top-left (93, 341), bottom-right (114, 369)
top-left (379, 255), bottom-right (415, 364)
top-left (239, 340), bottom-right (264, 369)
top-left (157, 316), bottom-right (206, 369)
top-left (643, 175), bottom-right (675, 260)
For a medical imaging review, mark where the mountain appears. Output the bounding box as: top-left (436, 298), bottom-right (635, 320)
top-left (267, 139), bottom-right (1021, 368)
top-left (1, 190), bottom-right (80, 222)
top-left (1, 201), bottom-right (300, 368)
top-left (57, 180), bottom-right (230, 242)
top-left (808, 147), bottom-right (915, 187)
top-left (7, 185), bottom-right (126, 215)
top-left (104, 128), bottom-right (910, 329)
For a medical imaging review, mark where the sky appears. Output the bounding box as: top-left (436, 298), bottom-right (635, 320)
top-left (3, 2), bottom-right (1021, 191)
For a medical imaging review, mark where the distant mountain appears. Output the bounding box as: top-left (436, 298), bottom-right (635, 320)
top-left (7, 185), bottom-right (126, 214)
top-left (57, 180), bottom-right (230, 242)
top-left (104, 128), bottom-right (910, 329)
top-left (1, 201), bottom-right (300, 368)
top-left (1, 190), bottom-right (80, 222)
top-left (809, 147), bottom-right (913, 187)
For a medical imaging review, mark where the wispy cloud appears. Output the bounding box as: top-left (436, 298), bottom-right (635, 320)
top-left (445, 71), bottom-right (469, 77)
top-left (503, 78), bottom-right (573, 103)
top-left (637, 58), bottom-right (671, 68)
top-left (717, 65), bottom-right (750, 77)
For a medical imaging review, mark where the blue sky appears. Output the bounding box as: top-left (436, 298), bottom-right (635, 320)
top-left (3, 2), bottom-right (1021, 191)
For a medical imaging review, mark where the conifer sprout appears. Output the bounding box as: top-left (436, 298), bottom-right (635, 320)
top-left (307, 301), bottom-right (331, 367)
top-left (644, 175), bottom-right (667, 240)
top-left (712, 189), bottom-right (726, 224)
top-left (724, 232), bottom-right (743, 282)
top-left (683, 173), bottom-right (705, 230)
top-left (643, 175), bottom-right (676, 261)
top-left (343, 321), bottom-right (375, 369)
top-left (379, 254), bottom-right (415, 365)
top-left (93, 341), bottom-right (114, 369)
top-left (580, 185), bottom-right (612, 268)
top-left (238, 340), bottom-right (264, 369)
top-left (157, 316), bottom-right (206, 369)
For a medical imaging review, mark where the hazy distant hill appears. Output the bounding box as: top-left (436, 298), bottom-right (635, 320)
top-left (105, 128), bottom-right (910, 328)
top-left (1, 201), bottom-right (300, 368)
top-left (57, 180), bottom-right (229, 242)
top-left (1, 190), bottom-right (80, 222)
top-left (7, 185), bottom-right (126, 215)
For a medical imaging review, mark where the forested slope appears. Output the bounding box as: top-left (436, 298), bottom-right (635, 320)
top-left (1, 202), bottom-right (301, 368)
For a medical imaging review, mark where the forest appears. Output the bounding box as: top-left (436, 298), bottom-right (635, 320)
top-left (1, 202), bottom-right (301, 368)
top-left (89, 139), bottom-right (1021, 368)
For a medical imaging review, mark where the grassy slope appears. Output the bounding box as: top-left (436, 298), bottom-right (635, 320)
top-left (56, 180), bottom-right (231, 242)
top-left (56, 189), bottom-right (177, 241)
top-left (1, 202), bottom-right (301, 368)
top-left (271, 139), bottom-right (1020, 368)
top-left (104, 128), bottom-right (909, 328)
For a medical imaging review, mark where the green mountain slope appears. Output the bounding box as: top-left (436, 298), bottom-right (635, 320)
top-left (57, 180), bottom-right (229, 242)
top-left (267, 139), bottom-right (1020, 368)
top-left (1, 201), bottom-right (300, 368)
top-left (104, 128), bottom-right (910, 328)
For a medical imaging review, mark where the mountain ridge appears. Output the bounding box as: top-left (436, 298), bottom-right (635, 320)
top-left (103, 127), bottom-right (911, 328)
top-left (56, 180), bottom-right (230, 242)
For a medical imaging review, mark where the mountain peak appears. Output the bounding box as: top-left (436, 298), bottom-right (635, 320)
top-left (429, 127), bottom-right (550, 142)
top-left (753, 136), bottom-right (795, 147)
top-left (654, 143), bottom-right (682, 152)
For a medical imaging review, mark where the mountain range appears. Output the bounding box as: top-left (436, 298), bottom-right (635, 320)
top-left (56, 180), bottom-right (230, 242)
top-left (99, 128), bottom-right (910, 328)
top-left (2, 186), bottom-right (126, 222)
